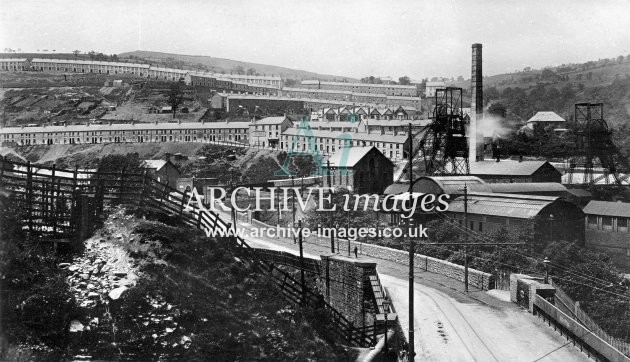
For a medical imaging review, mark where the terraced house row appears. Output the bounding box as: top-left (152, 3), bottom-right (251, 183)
top-left (1, 58), bottom-right (423, 109)
top-left (0, 58), bottom-right (283, 89)
top-left (0, 115), bottom-right (420, 161)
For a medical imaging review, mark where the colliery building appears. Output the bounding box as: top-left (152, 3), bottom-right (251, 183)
top-left (583, 201), bottom-right (630, 272)
top-left (323, 146), bottom-right (394, 194)
top-left (447, 192), bottom-right (585, 250)
top-left (469, 160), bottom-right (562, 183)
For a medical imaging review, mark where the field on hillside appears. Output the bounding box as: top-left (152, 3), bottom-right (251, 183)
top-left (120, 50), bottom-right (355, 82)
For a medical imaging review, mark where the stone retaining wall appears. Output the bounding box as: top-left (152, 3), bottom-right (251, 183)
top-left (249, 218), bottom-right (495, 290)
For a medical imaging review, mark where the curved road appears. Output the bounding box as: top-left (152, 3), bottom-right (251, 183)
top-left (214, 212), bottom-right (589, 361)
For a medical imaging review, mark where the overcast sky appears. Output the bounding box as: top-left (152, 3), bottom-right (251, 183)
top-left (1, 0), bottom-right (629, 79)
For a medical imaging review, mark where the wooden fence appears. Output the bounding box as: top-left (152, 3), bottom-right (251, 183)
top-left (0, 156), bottom-right (378, 347)
top-left (550, 279), bottom-right (630, 357)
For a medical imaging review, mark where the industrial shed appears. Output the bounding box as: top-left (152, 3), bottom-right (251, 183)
top-left (583, 201), bottom-right (630, 272)
top-left (324, 146), bottom-right (394, 194)
top-left (446, 192), bottom-right (584, 250)
top-left (486, 182), bottom-right (568, 197)
top-left (412, 176), bottom-right (492, 196)
top-left (469, 160), bottom-right (561, 183)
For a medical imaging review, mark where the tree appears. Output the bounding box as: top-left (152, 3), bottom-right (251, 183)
top-left (111, 54), bottom-right (119, 62)
top-left (167, 83), bottom-right (184, 115)
top-left (246, 68), bottom-right (256, 76)
top-left (97, 153), bottom-right (144, 173)
top-left (73, 50), bottom-right (81, 59)
top-left (233, 65), bottom-right (245, 75)
top-left (398, 76), bottom-right (411, 85)
top-left (88, 51), bottom-right (96, 61)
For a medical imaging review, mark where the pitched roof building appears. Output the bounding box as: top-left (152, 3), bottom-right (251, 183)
top-left (323, 146), bottom-right (394, 194)
top-left (469, 160), bottom-right (561, 183)
top-left (526, 111), bottom-right (566, 129)
top-left (583, 200), bottom-right (630, 272)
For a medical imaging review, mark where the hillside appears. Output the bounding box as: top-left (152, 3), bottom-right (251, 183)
top-left (119, 50), bottom-right (355, 82)
top-left (0, 202), bottom-right (355, 360)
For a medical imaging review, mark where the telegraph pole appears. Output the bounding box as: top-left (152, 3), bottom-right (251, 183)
top-left (407, 122), bottom-right (415, 361)
top-left (327, 160), bottom-right (335, 253)
top-left (464, 184), bottom-right (469, 293)
top-left (291, 175), bottom-right (296, 244)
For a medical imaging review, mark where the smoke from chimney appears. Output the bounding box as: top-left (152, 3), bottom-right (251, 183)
top-left (470, 43), bottom-right (484, 161)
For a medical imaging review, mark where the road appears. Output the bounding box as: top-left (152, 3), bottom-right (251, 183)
top-left (218, 213), bottom-right (590, 361)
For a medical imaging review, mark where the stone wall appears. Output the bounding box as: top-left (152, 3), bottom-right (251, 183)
top-left (311, 237), bottom-right (495, 290)
top-left (248, 217), bottom-right (494, 290)
top-left (317, 255), bottom-right (377, 327)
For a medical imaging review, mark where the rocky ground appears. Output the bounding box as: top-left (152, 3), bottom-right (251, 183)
top-left (22, 206), bottom-right (357, 361)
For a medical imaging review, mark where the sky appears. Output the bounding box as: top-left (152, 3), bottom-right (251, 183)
top-left (1, 0), bottom-right (630, 80)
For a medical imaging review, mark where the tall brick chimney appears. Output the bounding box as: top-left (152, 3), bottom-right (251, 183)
top-left (470, 43), bottom-right (484, 161)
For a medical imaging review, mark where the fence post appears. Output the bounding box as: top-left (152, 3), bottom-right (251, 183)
top-left (119, 167), bottom-right (126, 202)
top-left (138, 170), bottom-right (148, 208)
top-left (26, 161), bottom-right (33, 233)
top-left (51, 164), bottom-right (57, 235)
top-left (0, 155), bottom-right (4, 185)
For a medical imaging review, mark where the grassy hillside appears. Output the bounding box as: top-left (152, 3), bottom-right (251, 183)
top-left (119, 50), bottom-right (355, 82)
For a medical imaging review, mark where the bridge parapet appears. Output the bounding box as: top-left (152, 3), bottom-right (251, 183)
top-left (318, 254), bottom-right (380, 328)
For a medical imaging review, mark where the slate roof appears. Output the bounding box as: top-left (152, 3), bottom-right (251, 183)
top-left (255, 116), bottom-right (290, 125)
top-left (470, 160), bottom-right (551, 176)
top-left (143, 160), bottom-right (167, 171)
top-left (583, 201), bottom-right (630, 218)
top-left (0, 121), bottom-right (251, 134)
top-left (327, 146), bottom-right (390, 168)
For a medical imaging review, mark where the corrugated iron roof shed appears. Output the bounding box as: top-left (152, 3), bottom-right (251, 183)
top-left (566, 188), bottom-right (592, 198)
top-left (384, 182), bottom-right (409, 195)
top-left (470, 160), bottom-right (550, 176)
top-left (487, 182), bottom-right (567, 193)
top-left (416, 176), bottom-right (492, 194)
top-left (583, 201), bottom-right (630, 218)
top-left (448, 192), bottom-right (558, 219)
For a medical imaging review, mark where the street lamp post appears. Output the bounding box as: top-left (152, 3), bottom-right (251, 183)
top-left (543, 257), bottom-right (550, 284)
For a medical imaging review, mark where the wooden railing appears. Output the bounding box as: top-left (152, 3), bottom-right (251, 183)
top-left (550, 279), bottom-right (630, 357)
top-left (0, 156), bottom-right (378, 347)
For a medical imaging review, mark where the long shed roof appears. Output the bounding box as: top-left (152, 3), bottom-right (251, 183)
top-left (583, 201), bottom-right (630, 218)
top-left (448, 192), bottom-right (559, 219)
